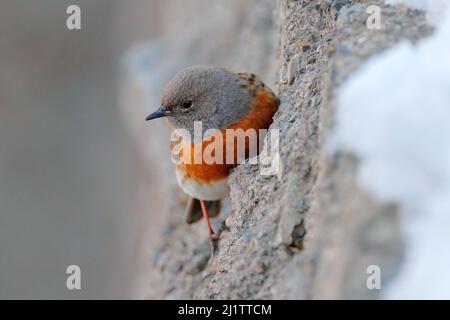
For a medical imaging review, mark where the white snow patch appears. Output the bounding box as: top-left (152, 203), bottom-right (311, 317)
top-left (331, 5), bottom-right (450, 299)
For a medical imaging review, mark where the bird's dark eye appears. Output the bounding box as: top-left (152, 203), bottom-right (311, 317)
top-left (181, 100), bottom-right (192, 110)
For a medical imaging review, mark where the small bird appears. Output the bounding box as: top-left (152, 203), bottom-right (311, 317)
top-left (146, 66), bottom-right (279, 249)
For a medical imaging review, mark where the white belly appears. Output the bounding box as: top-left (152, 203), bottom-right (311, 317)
top-left (175, 167), bottom-right (229, 201)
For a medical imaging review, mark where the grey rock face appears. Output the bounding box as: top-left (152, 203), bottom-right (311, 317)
top-left (121, 0), bottom-right (433, 299)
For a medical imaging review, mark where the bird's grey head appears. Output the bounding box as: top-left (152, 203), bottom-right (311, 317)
top-left (146, 66), bottom-right (253, 138)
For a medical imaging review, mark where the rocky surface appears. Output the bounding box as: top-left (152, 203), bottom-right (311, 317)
top-left (121, 0), bottom-right (434, 299)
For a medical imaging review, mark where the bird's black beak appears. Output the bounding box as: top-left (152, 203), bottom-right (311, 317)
top-left (145, 106), bottom-right (171, 121)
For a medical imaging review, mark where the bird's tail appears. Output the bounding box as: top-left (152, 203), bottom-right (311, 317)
top-left (184, 197), bottom-right (221, 224)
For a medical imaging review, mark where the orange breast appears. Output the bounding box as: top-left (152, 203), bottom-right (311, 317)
top-left (174, 88), bottom-right (279, 184)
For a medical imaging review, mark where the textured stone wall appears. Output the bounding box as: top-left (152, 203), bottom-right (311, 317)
top-left (121, 0), bottom-right (433, 299)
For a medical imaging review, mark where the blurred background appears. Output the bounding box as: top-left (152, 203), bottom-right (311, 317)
top-left (0, 0), bottom-right (158, 299)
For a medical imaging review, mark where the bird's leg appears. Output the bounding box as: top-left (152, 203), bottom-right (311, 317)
top-left (200, 200), bottom-right (219, 252)
top-left (200, 200), bottom-right (214, 236)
